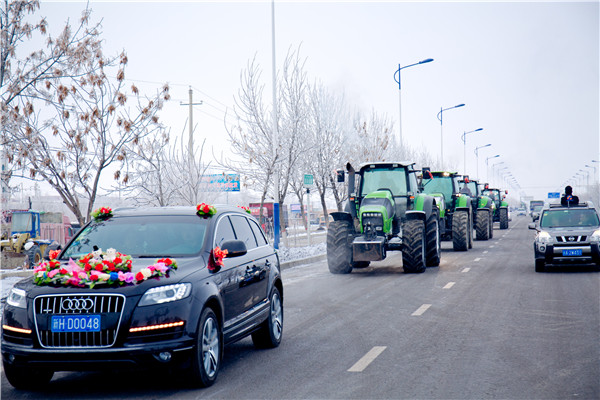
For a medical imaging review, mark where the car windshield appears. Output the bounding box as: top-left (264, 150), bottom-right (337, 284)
top-left (61, 215), bottom-right (208, 259)
top-left (422, 176), bottom-right (454, 203)
top-left (533, 205), bottom-right (543, 212)
top-left (483, 189), bottom-right (498, 200)
top-left (360, 167), bottom-right (408, 196)
top-left (539, 209), bottom-right (600, 228)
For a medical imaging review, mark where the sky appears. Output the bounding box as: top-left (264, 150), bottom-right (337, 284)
top-left (29, 0), bottom-right (600, 203)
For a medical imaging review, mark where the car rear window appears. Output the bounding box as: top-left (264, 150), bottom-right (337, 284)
top-left (540, 209), bottom-right (600, 228)
top-left (61, 215), bottom-right (208, 259)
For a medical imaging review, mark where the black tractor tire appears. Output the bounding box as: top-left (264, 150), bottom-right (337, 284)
top-left (3, 361), bottom-right (53, 390)
top-left (499, 208), bottom-right (509, 229)
top-left (25, 244), bottom-right (42, 268)
top-left (476, 209), bottom-right (490, 240)
top-left (488, 211), bottom-right (494, 239)
top-left (402, 219), bottom-right (426, 273)
top-left (252, 286), bottom-right (283, 349)
top-left (468, 212), bottom-right (474, 249)
top-left (425, 210), bottom-right (441, 267)
top-left (535, 259), bottom-right (545, 273)
top-left (452, 211), bottom-right (469, 251)
top-left (327, 220), bottom-right (354, 274)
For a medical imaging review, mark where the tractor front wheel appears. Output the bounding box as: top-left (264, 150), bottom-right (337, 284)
top-left (452, 211), bottom-right (469, 251)
top-left (476, 209), bottom-right (490, 240)
top-left (425, 210), bottom-right (441, 267)
top-left (327, 220), bottom-right (354, 274)
top-left (402, 219), bottom-right (426, 273)
top-left (499, 208), bottom-right (509, 229)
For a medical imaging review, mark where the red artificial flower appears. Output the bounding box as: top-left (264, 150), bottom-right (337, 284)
top-left (114, 257), bottom-right (122, 264)
top-left (203, 204), bottom-right (209, 213)
top-left (90, 274), bottom-right (99, 281)
top-left (95, 264), bottom-right (104, 272)
top-left (135, 271), bottom-right (144, 281)
top-left (158, 258), bottom-right (172, 266)
top-left (49, 250), bottom-right (60, 260)
top-left (59, 268), bottom-right (67, 275)
top-left (84, 263), bottom-right (92, 271)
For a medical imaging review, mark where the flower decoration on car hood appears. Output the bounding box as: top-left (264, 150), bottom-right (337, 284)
top-left (33, 249), bottom-right (178, 288)
top-left (196, 203), bottom-right (217, 217)
top-left (208, 246), bottom-right (228, 273)
top-left (91, 206), bottom-right (113, 221)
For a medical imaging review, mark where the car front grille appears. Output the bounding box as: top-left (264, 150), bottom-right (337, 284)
top-left (33, 294), bottom-right (126, 349)
top-left (556, 235), bottom-right (587, 243)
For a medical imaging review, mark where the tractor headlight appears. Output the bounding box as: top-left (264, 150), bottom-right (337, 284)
top-left (362, 212), bottom-right (382, 218)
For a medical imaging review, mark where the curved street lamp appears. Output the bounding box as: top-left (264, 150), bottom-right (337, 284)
top-left (437, 103), bottom-right (465, 167)
top-left (474, 143), bottom-right (491, 180)
top-left (394, 58), bottom-right (434, 146)
top-left (485, 155), bottom-right (500, 182)
top-left (461, 128), bottom-right (483, 175)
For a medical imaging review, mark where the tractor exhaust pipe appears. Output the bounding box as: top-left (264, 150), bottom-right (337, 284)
top-left (346, 163), bottom-right (357, 219)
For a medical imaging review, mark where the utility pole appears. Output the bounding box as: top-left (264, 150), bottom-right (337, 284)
top-left (180, 87), bottom-right (203, 162)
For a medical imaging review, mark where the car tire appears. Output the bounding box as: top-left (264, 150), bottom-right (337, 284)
top-left (252, 286), bottom-right (283, 349)
top-left (452, 211), bottom-right (469, 251)
top-left (425, 209), bottom-right (441, 267)
top-left (190, 307), bottom-right (222, 388)
top-left (535, 259), bottom-right (545, 273)
top-left (326, 220), bottom-right (353, 274)
top-left (476, 209), bottom-right (490, 240)
top-left (25, 244), bottom-right (42, 268)
top-left (402, 219), bottom-right (426, 273)
top-left (499, 208), bottom-right (509, 229)
top-left (3, 361), bottom-right (53, 389)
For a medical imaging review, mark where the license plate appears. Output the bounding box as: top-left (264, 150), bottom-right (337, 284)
top-left (562, 249), bottom-right (582, 257)
top-left (51, 315), bottom-right (101, 333)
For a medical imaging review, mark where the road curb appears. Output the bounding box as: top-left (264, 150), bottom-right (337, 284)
top-left (0, 270), bottom-right (32, 280)
top-left (280, 253), bottom-right (326, 270)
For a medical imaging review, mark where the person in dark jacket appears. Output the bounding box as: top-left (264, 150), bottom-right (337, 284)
top-left (560, 185), bottom-right (579, 206)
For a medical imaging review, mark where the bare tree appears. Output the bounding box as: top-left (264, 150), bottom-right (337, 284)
top-left (6, 33), bottom-right (170, 224)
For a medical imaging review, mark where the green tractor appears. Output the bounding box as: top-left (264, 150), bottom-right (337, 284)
top-left (421, 171), bottom-right (473, 251)
top-left (482, 186), bottom-right (509, 229)
top-left (458, 176), bottom-right (495, 240)
top-left (327, 162), bottom-right (441, 274)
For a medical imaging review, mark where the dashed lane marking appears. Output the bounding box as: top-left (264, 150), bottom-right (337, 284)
top-left (483, 251), bottom-right (489, 254)
top-left (489, 245), bottom-right (495, 248)
top-left (462, 267), bottom-right (471, 273)
top-left (443, 282), bottom-right (456, 289)
top-left (348, 346), bottom-right (387, 372)
top-left (474, 257), bottom-right (481, 262)
top-left (411, 304), bottom-right (432, 316)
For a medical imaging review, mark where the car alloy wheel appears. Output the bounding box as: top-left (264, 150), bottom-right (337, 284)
top-left (202, 313), bottom-right (220, 378)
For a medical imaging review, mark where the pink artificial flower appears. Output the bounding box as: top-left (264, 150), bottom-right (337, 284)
top-left (48, 269), bottom-right (59, 278)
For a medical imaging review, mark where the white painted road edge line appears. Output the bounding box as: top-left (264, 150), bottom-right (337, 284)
top-left (348, 346), bottom-right (387, 372)
top-left (462, 267), bottom-right (471, 273)
top-left (443, 282), bottom-right (455, 289)
top-left (411, 304), bottom-right (432, 316)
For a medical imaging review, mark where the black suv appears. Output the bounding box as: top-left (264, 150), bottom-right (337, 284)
top-left (529, 202), bottom-right (600, 272)
top-left (2, 205), bottom-right (283, 389)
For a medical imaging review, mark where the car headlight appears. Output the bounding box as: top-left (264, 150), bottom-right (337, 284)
top-left (536, 231), bottom-right (554, 244)
top-left (138, 283), bottom-right (191, 307)
top-left (590, 229), bottom-right (600, 243)
top-left (7, 288), bottom-right (27, 308)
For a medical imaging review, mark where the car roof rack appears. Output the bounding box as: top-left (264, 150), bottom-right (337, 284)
top-left (548, 201), bottom-right (591, 208)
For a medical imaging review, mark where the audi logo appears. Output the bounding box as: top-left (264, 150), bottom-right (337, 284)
top-left (61, 298), bottom-right (94, 312)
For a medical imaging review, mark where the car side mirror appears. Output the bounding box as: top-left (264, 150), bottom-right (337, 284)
top-left (220, 240), bottom-right (247, 258)
top-left (528, 223), bottom-right (537, 230)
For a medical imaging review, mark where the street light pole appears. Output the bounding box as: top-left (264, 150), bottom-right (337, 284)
top-left (437, 103), bottom-right (465, 167)
top-left (461, 128), bottom-right (483, 175)
top-left (394, 58), bottom-right (434, 147)
top-left (474, 143), bottom-right (491, 180)
top-left (485, 155), bottom-right (499, 183)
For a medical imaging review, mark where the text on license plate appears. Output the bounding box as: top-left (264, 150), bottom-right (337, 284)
top-left (51, 315), bottom-right (101, 332)
top-left (562, 249), bottom-right (582, 257)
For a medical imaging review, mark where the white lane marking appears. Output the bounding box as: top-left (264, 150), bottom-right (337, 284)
top-left (483, 251), bottom-right (489, 254)
top-left (462, 267), bottom-right (471, 273)
top-left (443, 282), bottom-right (455, 289)
top-left (474, 257), bottom-right (481, 262)
top-left (348, 346), bottom-right (387, 372)
top-left (489, 245), bottom-right (495, 248)
top-left (412, 304), bottom-right (432, 316)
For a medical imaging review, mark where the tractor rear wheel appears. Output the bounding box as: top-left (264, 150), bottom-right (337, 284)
top-left (402, 219), bottom-right (426, 273)
top-left (488, 211), bottom-right (494, 238)
top-left (499, 208), bottom-right (509, 229)
top-left (452, 211), bottom-right (469, 251)
top-left (327, 220), bottom-right (354, 274)
top-left (425, 210), bottom-right (441, 267)
top-left (475, 209), bottom-right (490, 240)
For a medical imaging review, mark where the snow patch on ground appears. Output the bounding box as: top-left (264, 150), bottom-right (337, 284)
top-left (278, 242), bottom-right (326, 263)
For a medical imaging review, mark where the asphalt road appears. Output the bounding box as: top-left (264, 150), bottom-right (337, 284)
top-left (2, 215), bottom-right (599, 399)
